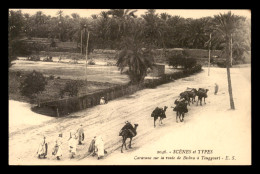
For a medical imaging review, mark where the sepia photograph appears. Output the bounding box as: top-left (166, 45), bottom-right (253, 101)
top-left (8, 9), bottom-right (251, 165)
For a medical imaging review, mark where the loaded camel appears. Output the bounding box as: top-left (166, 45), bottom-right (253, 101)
top-left (180, 88), bottom-right (198, 105)
top-left (173, 98), bottom-right (188, 122)
top-left (196, 88), bottom-right (209, 106)
top-left (186, 88), bottom-right (198, 104)
top-left (119, 122), bottom-right (139, 153)
top-left (180, 92), bottom-right (190, 105)
top-left (151, 106), bottom-right (168, 127)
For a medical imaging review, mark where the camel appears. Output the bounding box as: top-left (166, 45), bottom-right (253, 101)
top-left (186, 88), bottom-right (198, 104)
top-left (119, 123), bottom-right (138, 153)
top-left (196, 88), bottom-right (209, 106)
top-left (180, 88), bottom-right (198, 105)
top-left (180, 92), bottom-right (189, 105)
top-left (173, 99), bottom-right (188, 122)
top-left (151, 106), bottom-right (168, 127)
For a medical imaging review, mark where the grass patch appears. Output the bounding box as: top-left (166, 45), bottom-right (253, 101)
top-left (9, 70), bottom-right (118, 104)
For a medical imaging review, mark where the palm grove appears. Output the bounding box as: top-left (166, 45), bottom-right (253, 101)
top-left (8, 9), bottom-right (251, 109)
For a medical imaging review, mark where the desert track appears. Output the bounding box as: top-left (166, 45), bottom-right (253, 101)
top-left (9, 66), bottom-right (251, 165)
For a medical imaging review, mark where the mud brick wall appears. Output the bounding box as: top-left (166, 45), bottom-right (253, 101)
top-left (150, 64), bottom-right (165, 77)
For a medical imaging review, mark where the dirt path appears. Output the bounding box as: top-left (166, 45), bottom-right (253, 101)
top-left (9, 66), bottom-right (251, 165)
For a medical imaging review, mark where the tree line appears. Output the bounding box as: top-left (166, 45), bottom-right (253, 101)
top-left (9, 9), bottom-right (250, 53)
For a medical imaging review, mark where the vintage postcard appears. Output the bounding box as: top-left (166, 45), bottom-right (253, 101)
top-left (8, 9), bottom-right (251, 165)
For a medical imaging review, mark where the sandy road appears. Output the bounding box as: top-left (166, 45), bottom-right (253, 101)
top-left (9, 66), bottom-right (251, 165)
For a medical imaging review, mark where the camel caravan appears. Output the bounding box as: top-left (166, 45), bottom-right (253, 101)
top-left (35, 87), bottom-right (208, 160)
top-left (151, 87), bottom-right (209, 124)
top-left (118, 87), bottom-right (209, 153)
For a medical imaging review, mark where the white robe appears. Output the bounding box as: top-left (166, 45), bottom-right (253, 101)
top-left (68, 137), bottom-right (77, 154)
top-left (37, 139), bottom-right (47, 156)
top-left (77, 127), bottom-right (84, 143)
top-left (55, 137), bottom-right (62, 157)
top-left (95, 136), bottom-right (104, 157)
top-left (100, 98), bottom-right (106, 105)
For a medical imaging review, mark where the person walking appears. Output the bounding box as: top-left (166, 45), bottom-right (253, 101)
top-left (88, 136), bottom-right (96, 156)
top-left (68, 132), bottom-right (77, 159)
top-left (214, 83), bottom-right (219, 95)
top-left (95, 136), bottom-right (105, 160)
top-left (77, 124), bottom-right (84, 145)
top-left (36, 135), bottom-right (48, 159)
top-left (52, 133), bottom-right (63, 160)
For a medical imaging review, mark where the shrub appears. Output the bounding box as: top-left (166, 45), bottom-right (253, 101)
top-left (106, 62), bottom-right (116, 66)
top-left (168, 54), bottom-right (183, 68)
top-left (88, 59), bottom-right (96, 65)
top-left (29, 55), bottom-right (41, 61)
top-left (10, 40), bottom-right (33, 57)
top-left (49, 75), bottom-right (55, 80)
top-left (210, 58), bottom-right (217, 65)
top-left (43, 56), bottom-right (53, 62)
top-left (183, 58), bottom-right (197, 69)
top-left (19, 70), bottom-right (47, 103)
top-left (69, 60), bottom-right (78, 64)
top-left (232, 59), bottom-right (244, 65)
top-left (60, 80), bottom-right (84, 98)
top-left (216, 61), bottom-right (226, 68)
top-left (168, 54), bottom-right (197, 69)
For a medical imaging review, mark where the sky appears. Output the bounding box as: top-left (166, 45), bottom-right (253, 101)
top-left (10, 9), bottom-right (251, 19)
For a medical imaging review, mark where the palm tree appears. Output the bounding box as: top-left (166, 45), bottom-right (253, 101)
top-left (231, 18), bottom-right (251, 63)
top-left (89, 11), bottom-right (112, 49)
top-left (35, 11), bottom-right (44, 25)
top-left (168, 16), bottom-right (190, 48)
top-left (99, 11), bottom-right (112, 40)
top-left (100, 11), bottom-right (109, 19)
top-left (56, 10), bottom-right (64, 41)
top-left (71, 13), bottom-right (80, 19)
top-left (186, 18), bottom-right (210, 49)
top-left (141, 9), bottom-right (165, 48)
top-left (107, 9), bottom-right (137, 19)
top-left (116, 37), bottom-right (155, 84)
top-left (232, 40), bottom-right (250, 63)
top-left (107, 9), bottom-right (138, 40)
top-left (214, 11), bottom-right (238, 110)
top-left (56, 10), bottom-right (63, 21)
top-left (165, 15), bottom-right (184, 48)
top-left (91, 14), bottom-right (98, 20)
top-left (160, 12), bottom-right (171, 21)
top-left (8, 10), bottom-right (25, 67)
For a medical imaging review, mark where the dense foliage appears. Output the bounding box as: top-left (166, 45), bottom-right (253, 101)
top-left (59, 80), bottom-right (84, 98)
top-left (168, 53), bottom-right (197, 69)
top-left (8, 10), bottom-right (250, 57)
top-left (116, 37), bottom-right (155, 84)
top-left (19, 70), bottom-right (47, 100)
